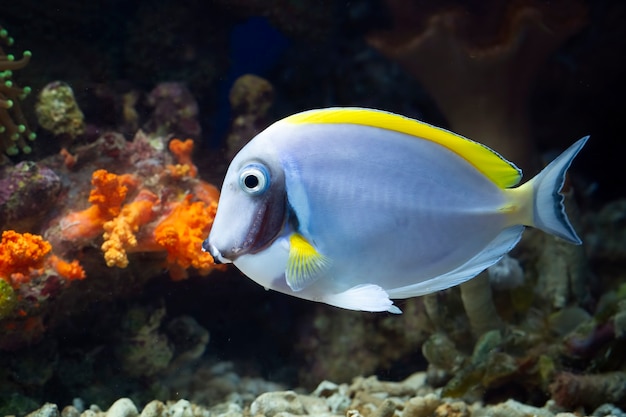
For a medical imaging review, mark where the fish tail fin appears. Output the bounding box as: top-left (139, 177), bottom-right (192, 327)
top-left (516, 136), bottom-right (588, 244)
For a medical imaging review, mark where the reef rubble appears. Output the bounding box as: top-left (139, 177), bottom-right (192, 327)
top-left (23, 372), bottom-right (624, 417)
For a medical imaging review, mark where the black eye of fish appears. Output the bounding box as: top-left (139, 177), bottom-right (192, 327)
top-left (239, 164), bottom-right (269, 195)
top-left (244, 174), bottom-right (259, 189)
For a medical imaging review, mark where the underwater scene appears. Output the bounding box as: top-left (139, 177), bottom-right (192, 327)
top-left (1, 0), bottom-right (625, 416)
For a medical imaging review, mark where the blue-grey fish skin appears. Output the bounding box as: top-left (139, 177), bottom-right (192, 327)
top-left (272, 123), bottom-right (509, 293)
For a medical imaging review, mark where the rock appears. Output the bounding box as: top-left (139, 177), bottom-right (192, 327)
top-left (61, 406), bottom-right (81, 417)
top-left (250, 391), bottom-right (306, 417)
top-left (26, 403), bottom-right (60, 417)
top-left (402, 394), bottom-right (441, 417)
top-left (473, 399), bottom-right (554, 417)
top-left (139, 401), bottom-right (166, 417)
top-left (164, 400), bottom-right (193, 417)
top-left (312, 381), bottom-right (340, 398)
top-left (106, 398), bottom-right (138, 417)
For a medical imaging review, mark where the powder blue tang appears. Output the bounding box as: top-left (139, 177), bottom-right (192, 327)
top-left (204, 108), bottom-right (587, 313)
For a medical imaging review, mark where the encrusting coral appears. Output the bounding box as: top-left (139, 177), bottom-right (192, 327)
top-left (0, 24), bottom-right (36, 156)
top-left (154, 195), bottom-right (220, 280)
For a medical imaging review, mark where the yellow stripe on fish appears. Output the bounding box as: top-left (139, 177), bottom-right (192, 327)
top-left (283, 107), bottom-right (522, 189)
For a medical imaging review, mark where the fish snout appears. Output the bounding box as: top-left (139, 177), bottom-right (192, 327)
top-left (202, 239), bottom-right (233, 264)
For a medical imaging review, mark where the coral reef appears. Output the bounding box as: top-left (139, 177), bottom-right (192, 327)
top-left (35, 81), bottom-right (85, 140)
top-left (48, 132), bottom-right (224, 281)
top-left (0, 128), bottom-right (224, 353)
top-left (0, 24), bottom-right (36, 155)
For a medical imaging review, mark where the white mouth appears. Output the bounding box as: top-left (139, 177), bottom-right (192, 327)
top-left (204, 243), bottom-right (232, 264)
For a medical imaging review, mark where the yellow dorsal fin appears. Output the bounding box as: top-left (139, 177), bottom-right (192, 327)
top-left (286, 233), bottom-right (332, 292)
top-left (284, 107), bottom-right (522, 188)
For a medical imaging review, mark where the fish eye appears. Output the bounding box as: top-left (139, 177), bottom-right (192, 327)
top-left (239, 164), bottom-right (270, 195)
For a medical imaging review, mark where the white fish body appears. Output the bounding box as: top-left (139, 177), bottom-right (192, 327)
top-left (204, 108), bottom-right (587, 313)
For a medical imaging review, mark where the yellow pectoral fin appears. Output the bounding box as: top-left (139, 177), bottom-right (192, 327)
top-left (286, 233), bottom-right (332, 292)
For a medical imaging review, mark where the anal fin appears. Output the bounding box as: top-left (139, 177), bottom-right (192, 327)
top-left (323, 284), bottom-right (401, 313)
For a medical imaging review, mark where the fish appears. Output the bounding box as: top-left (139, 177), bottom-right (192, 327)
top-left (203, 107), bottom-right (588, 314)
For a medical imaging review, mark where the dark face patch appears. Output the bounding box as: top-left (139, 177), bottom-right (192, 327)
top-left (240, 182), bottom-right (286, 254)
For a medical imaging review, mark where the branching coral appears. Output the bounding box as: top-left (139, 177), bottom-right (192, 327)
top-left (60, 169), bottom-right (138, 241)
top-left (0, 25), bottom-right (36, 155)
top-left (48, 255), bottom-right (86, 281)
top-left (102, 189), bottom-right (159, 268)
top-left (167, 138), bottom-right (197, 178)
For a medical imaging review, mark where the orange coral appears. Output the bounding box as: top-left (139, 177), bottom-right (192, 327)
top-left (59, 147), bottom-right (77, 169)
top-left (60, 169), bottom-right (137, 240)
top-left (0, 231), bottom-right (85, 288)
top-left (168, 138), bottom-right (198, 177)
top-left (101, 189), bottom-right (159, 268)
top-left (0, 231), bottom-right (51, 281)
top-left (153, 195), bottom-right (222, 280)
top-left (49, 255), bottom-right (86, 281)
top-left (166, 163), bottom-right (192, 179)
top-left (88, 169), bottom-right (137, 217)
